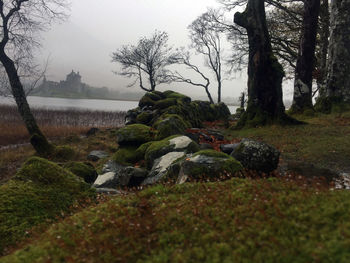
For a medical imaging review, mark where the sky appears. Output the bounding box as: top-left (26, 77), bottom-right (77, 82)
top-left (39, 0), bottom-right (248, 100)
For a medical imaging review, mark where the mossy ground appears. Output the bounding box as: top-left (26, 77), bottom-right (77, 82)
top-left (2, 178), bottom-right (350, 262)
top-left (226, 111), bottom-right (350, 172)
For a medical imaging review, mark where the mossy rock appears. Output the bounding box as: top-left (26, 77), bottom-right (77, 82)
top-left (112, 146), bottom-right (142, 166)
top-left (50, 145), bottom-right (76, 162)
top-left (153, 114), bottom-right (190, 140)
top-left (181, 150), bottom-right (243, 180)
top-left (136, 111), bottom-right (154, 125)
top-left (63, 162), bottom-right (98, 184)
top-left (163, 90), bottom-right (191, 103)
top-left (154, 98), bottom-right (178, 110)
top-left (315, 96), bottom-right (350, 114)
top-left (135, 142), bottom-right (154, 160)
top-left (116, 124), bottom-right (155, 146)
top-left (139, 95), bottom-right (156, 108)
top-left (164, 102), bottom-right (203, 128)
top-left (0, 157), bottom-right (95, 253)
top-left (145, 135), bottom-right (199, 169)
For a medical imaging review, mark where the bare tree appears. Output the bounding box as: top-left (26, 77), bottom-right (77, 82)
top-left (189, 11), bottom-right (225, 103)
top-left (112, 31), bottom-right (178, 92)
top-left (0, 0), bottom-right (68, 156)
top-left (167, 51), bottom-right (214, 104)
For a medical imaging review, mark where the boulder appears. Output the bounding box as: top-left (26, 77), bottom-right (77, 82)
top-left (231, 139), bottom-right (280, 173)
top-left (101, 160), bottom-right (123, 174)
top-left (63, 162), bottom-right (98, 184)
top-left (145, 135), bottom-right (199, 169)
top-left (112, 146), bottom-right (142, 166)
top-left (153, 114), bottom-right (190, 140)
top-left (87, 150), bottom-right (109, 162)
top-left (220, 143), bottom-right (240, 155)
top-left (93, 172), bottom-right (119, 188)
top-left (118, 167), bottom-right (148, 187)
top-left (142, 151), bottom-right (186, 185)
top-left (116, 124), bottom-right (155, 146)
top-left (125, 108), bottom-right (142, 125)
top-left (179, 150), bottom-right (243, 181)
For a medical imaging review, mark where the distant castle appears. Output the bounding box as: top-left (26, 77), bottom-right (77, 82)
top-left (38, 70), bottom-right (87, 94)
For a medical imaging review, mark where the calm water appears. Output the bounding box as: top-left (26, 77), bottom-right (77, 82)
top-left (0, 96), bottom-right (238, 113)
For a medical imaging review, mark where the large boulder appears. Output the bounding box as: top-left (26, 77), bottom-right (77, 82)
top-left (231, 139), bottom-right (280, 173)
top-left (142, 151), bottom-right (186, 185)
top-left (179, 150), bottom-right (243, 182)
top-left (153, 114), bottom-right (190, 140)
top-left (116, 124), bottom-right (155, 146)
top-left (145, 135), bottom-right (199, 169)
top-left (63, 162), bottom-right (98, 184)
top-left (87, 150), bottom-right (109, 162)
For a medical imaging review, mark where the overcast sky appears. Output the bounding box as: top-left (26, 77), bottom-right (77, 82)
top-left (39, 0), bottom-right (249, 100)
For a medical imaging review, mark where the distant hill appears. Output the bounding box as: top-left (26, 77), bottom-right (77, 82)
top-left (31, 70), bottom-right (144, 101)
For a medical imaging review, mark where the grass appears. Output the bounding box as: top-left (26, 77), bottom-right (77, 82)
top-left (0, 105), bottom-right (126, 146)
top-left (1, 178), bottom-right (350, 262)
top-left (225, 111), bottom-right (350, 172)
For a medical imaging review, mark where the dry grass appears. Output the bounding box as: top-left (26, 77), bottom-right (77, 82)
top-left (0, 105), bottom-right (126, 147)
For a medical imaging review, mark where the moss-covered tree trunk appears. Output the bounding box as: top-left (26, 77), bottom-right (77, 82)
top-left (291, 0), bottom-right (320, 113)
top-left (0, 51), bottom-right (54, 156)
top-left (234, 0), bottom-right (294, 128)
top-left (325, 0), bottom-right (350, 102)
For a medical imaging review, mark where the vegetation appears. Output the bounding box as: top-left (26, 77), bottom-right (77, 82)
top-left (2, 178), bottom-right (350, 262)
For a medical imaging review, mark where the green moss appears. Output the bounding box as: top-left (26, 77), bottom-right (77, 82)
top-left (50, 145), bottom-right (76, 162)
top-left (138, 95), bottom-right (156, 108)
top-left (136, 111), bottom-right (154, 125)
top-left (63, 162), bottom-right (97, 184)
top-left (153, 114), bottom-right (190, 140)
top-left (163, 90), bottom-right (191, 103)
top-left (154, 98), bottom-right (178, 110)
top-left (135, 142), bottom-right (153, 160)
top-left (116, 124), bottom-right (155, 146)
top-left (112, 146), bottom-right (141, 166)
top-left (0, 157), bottom-right (95, 254)
top-left (5, 178), bottom-right (350, 262)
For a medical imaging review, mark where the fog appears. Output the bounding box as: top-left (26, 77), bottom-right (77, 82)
top-left (39, 0), bottom-right (247, 101)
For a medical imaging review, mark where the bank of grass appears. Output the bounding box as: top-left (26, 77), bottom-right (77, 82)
top-left (225, 111), bottom-right (350, 171)
top-left (2, 178), bottom-right (350, 262)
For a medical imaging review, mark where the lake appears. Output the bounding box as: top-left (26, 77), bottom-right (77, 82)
top-left (0, 96), bottom-right (238, 113)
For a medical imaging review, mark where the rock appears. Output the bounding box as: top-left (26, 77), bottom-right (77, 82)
top-left (118, 166), bottom-right (148, 187)
top-left (231, 139), bottom-right (280, 173)
top-left (180, 150), bottom-right (243, 181)
top-left (101, 160), bottom-right (125, 174)
top-left (86, 127), bottom-right (99, 137)
top-left (199, 132), bottom-right (213, 142)
top-left (200, 143), bottom-right (214, 150)
top-left (153, 114), bottom-right (189, 140)
top-left (142, 152), bottom-right (186, 185)
top-left (145, 135), bottom-right (199, 169)
top-left (185, 132), bottom-right (200, 144)
top-left (116, 124), bottom-right (155, 146)
top-left (206, 130), bottom-right (225, 141)
top-left (220, 143), bottom-right (240, 155)
top-left (112, 146), bottom-right (141, 166)
top-left (125, 108), bottom-right (142, 125)
top-left (87, 150), bottom-right (109, 162)
top-left (93, 172), bottom-right (119, 188)
top-left (63, 162), bottom-right (98, 184)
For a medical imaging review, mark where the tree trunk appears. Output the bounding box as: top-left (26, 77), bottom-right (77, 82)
top-left (0, 51), bottom-right (54, 156)
top-left (217, 81), bottom-right (222, 103)
top-left (234, 0), bottom-right (296, 128)
top-left (325, 0), bottom-right (350, 102)
top-left (316, 0), bottom-right (330, 98)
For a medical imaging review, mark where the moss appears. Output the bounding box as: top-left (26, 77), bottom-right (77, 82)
top-left (163, 90), bottom-right (191, 103)
top-left (136, 111), bottom-right (154, 125)
top-left (153, 114), bottom-right (190, 140)
top-left (30, 133), bottom-right (55, 157)
top-left (116, 124), bottom-right (155, 146)
top-left (0, 157), bottom-right (95, 253)
top-left (314, 96), bottom-right (350, 114)
top-left (49, 145), bottom-right (76, 162)
top-left (155, 98), bottom-right (178, 110)
top-left (135, 142), bottom-right (153, 159)
top-left (63, 162), bottom-right (97, 184)
top-left (112, 146), bottom-right (141, 166)
top-left (138, 95), bottom-right (156, 108)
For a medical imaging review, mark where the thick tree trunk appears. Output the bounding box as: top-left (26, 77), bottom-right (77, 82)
top-left (0, 51), bottom-right (54, 156)
top-left (291, 0), bottom-right (320, 113)
top-left (234, 0), bottom-right (295, 128)
top-left (316, 0), bottom-right (330, 97)
top-left (217, 81), bottom-right (222, 103)
top-left (325, 0), bottom-right (350, 102)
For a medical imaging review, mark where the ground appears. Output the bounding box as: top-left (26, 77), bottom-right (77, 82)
top-left (1, 110), bottom-right (350, 261)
